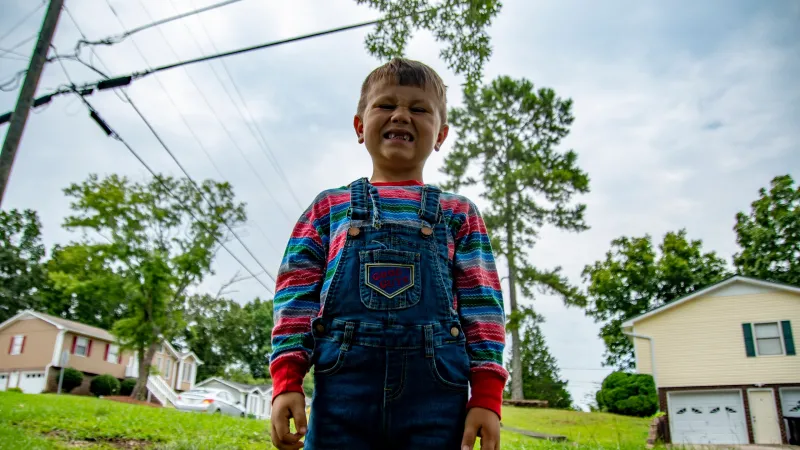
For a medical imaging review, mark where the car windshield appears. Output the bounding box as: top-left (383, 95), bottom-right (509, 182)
top-left (186, 389), bottom-right (211, 395)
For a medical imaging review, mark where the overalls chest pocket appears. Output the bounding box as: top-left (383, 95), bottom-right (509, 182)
top-left (358, 249), bottom-right (422, 310)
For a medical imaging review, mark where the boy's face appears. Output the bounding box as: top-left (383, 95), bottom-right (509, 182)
top-left (354, 80), bottom-right (448, 177)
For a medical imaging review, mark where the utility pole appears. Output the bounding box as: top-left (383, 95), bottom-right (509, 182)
top-left (0, 0), bottom-right (64, 207)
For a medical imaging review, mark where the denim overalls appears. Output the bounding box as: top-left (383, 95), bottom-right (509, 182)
top-left (306, 178), bottom-right (470, 450)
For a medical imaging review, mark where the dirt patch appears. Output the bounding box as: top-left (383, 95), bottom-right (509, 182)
top-left (46, 431), bottom-right (152, 448)
top-left (102, 396), bottom-right (161, 408)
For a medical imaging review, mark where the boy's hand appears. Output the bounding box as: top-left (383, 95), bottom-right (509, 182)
top-left (270, 392), bottom-right (307, 450)
top-left (461, 407), bottom-right (500, 450)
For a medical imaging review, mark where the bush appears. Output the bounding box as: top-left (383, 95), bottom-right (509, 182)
top-left (120, 378), bottom-right (137, 396)
top-left (61, 367), bottom-right (84, 393)
top-left (90, 374), bottom-right (121, 396)
top-left (7, 387), bottom-right (23, 393)
top-left (596, 371), bottom-right (658, 417)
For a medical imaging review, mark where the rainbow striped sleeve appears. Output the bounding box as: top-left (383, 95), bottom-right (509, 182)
top-left (449, 198), bottom-right (508, 381)
top-left (270, 191), bottom-right (333, 379)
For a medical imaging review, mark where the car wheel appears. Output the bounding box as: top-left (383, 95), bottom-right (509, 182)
top-left (240, 412), bottom-right (245, 418)
top-left (215, 409), bottom-right (221, 414)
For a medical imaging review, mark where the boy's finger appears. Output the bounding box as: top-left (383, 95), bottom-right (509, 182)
top-left (460, 424), bottom-right (478, 450)
top-left (480, 436), bottom-right (497, 450)
top-left (291, 401), bottom-right (308, 436)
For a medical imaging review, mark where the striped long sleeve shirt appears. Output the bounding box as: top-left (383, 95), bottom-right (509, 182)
top-left (270, 181), bottom-right (508, 416)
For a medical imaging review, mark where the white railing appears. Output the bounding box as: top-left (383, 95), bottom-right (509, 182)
top-left (146, 375), bottom-right (177, 407)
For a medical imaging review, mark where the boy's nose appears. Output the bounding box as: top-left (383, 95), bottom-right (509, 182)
top-left (391, 108), bottom-right (410, 123)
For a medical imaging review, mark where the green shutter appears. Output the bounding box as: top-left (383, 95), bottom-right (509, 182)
top-left (781, 321), bottom-right (795, 356)
top-left (742, 323), bottom-right (756, 357)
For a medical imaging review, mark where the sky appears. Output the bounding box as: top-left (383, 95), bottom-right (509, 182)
top-left (1, 0), bottom-right (799, 408)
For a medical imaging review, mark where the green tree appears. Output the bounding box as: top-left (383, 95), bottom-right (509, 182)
top-left (180, 293), bottom-right (236, 381)
top-left (61, 174), bottom-right (246, 399)
top-left (223, 298), bottom-right (274, 380)
top-left (595, 371), bottom-right (657, 417)
top-left (45, 243), bottom-right (128, 330)
top-left (582, 230), bottom-right (729, 369)
top-left (734, 174), bottom-right (800, 286)
top-left (0, 209), bottom-right (47, 322)
top-left (358, 0), bottom-right (501, 90)
top-left (509, 311), bottom-right (572, 408)
top-left (441, 76), bottom-right (590, 399)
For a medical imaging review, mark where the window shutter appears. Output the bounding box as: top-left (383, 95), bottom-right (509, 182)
top-left (71, 336), bottom-right (77, 354)
top-left (7, 337), bottom-right (12, 354)
top-left (118, 351), bottom-right (122, 364)
top-left (20, 336), bottom-right (25, 353)
top-left (104, 343), bottom-right (109, 361)
top-left (782, 321), bottom-right (796, 356)
top-left (742, 323), bottom-right (756, 357)
top-left (87, 339), bottom-right (93, 357)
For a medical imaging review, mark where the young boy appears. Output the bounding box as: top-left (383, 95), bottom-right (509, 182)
top-left (270, 58), bottom-right (507, 450)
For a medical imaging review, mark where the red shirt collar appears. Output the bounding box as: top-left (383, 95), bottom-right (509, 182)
top-left (370, 180), bottom-right (424, 187)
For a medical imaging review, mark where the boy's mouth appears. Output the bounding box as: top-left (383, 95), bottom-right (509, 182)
top-left (383, 131), bottom-right (415, 142)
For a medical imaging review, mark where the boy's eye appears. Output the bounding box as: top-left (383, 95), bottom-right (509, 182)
top-left (411, 107), bottom-right (427, 113)
top-left (378, 104), bottom-right (395, 110)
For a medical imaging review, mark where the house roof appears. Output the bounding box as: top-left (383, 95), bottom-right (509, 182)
top-left (622, 275), bottom-right (800, 329)
top-left (194, 377), bottom-right (272, 394)
top-left (0, 310), bottom-right (116, 342)
top-left (178, 351), bottom-right (204, 365)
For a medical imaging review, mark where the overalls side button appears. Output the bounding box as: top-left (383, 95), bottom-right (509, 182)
top-left (450, 327), bottom-right (459, 337)
top-left (314, 323), bottom-right (325, 334)
top-left (348, 227), bottom-right (361, 237)
top-left (421, 226), bottom-right (433, 236)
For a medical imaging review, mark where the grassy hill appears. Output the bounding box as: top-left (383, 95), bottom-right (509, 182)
top-left (0, 391), bottom-right (654, 449)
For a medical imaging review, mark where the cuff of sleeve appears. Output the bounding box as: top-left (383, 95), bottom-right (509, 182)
top-left (270, 357), bottom-right (307, 403)
top-left (467, 371), bottom-right (506, 419)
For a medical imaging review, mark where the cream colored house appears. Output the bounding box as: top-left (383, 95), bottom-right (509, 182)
top-left (622, 276), bottom-right (799, 446)
top-left (0, 310), bottom-right (202, 406)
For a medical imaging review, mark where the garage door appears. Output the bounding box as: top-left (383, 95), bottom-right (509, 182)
top-left (0, 373), bottom-right (8, 391)
top-left (669, 391), bottom-right (748, 444)
top-left (782, 388), bottom-right (800, 418)
top-left (18, 371), bottom-right (47, 394)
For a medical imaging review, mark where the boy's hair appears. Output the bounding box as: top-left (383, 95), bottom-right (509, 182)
top-left (357, 57), bottom-right (448, 124)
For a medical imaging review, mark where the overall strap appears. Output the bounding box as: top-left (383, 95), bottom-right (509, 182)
top-left (348, 178), bottom-right (370, 221)
top-left (418, 184), bottom-right (442, 227)
top-left (347, 178), bottom-right (383, 228)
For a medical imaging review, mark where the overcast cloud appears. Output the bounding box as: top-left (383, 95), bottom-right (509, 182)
top-left (1, 0), bottom-right (798, 407)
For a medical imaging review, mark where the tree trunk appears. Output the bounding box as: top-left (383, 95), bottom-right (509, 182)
top-left (506, 218), bottom-right (524, 400)
top-left (130, 343), bottom-right (159, 400)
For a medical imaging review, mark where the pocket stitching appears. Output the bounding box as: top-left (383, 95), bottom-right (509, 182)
top-left (428, 347), bottom-right (469, 391)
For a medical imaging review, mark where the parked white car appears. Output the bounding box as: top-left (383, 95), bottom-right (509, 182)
top-left (174, 388), bottom-right (245, 417)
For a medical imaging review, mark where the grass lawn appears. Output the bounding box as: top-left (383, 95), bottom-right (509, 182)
top-left (0, 391), bottom-right (655, 449)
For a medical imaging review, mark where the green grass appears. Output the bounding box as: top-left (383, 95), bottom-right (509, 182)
top-left (0, 391), bottom-right (656, 449)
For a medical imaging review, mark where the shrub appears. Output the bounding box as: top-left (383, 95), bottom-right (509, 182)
top-left (596, 371), bottom-right (658, 417)
top-left (61, 367), bottom-right (84, 393)
top-left (120, 378), bottom-right (137, 396)
top-left (90, 374), bottom-right (121, 396)
top-left (7, 387), bottom-right (23, 393)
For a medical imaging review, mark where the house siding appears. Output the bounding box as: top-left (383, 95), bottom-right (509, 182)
top-left (60, 332), bottom-right (130, 378)
top-left (0, 318), bottom-right (59, 371)
top-left (151, 347), bottom-right (180, 389)
top-left (633, 291), bottom-right (800, 388)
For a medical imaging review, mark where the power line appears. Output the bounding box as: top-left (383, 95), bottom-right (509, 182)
top-left (116, 0), bottom-right (294, 222)
top-left (79, 95), bottom-right (276, 295)
top-left (63, 4), bottom-right (283, 256)
top-left (76, 0), bottom-right (243, 49)
top-left (0, 1), bottom-right (45, 45)
top-left (169, 0), bottom-right (305, 210)
top-left (0, 34), bottom-right (37, 59)
top-left (56, 11), bottom-right (278, 292)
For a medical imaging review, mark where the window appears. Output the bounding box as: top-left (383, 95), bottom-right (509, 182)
top-left (106, 344), bottom-right (119, 364)
top-left (182, 363), bottom-right (192, 382)
top-left (9, 335), bottom-right (24, 355)
top-left (754, 322), bottom-right (784, 356)
top-left (75, 337), bottom-right (89, 356)
top-left (164, 359), bottom-right (171, 378)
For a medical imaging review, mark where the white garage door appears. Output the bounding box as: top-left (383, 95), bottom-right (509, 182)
top-left (669, 391), bottom-right (748, 444)
top-left (18, 371), bottom-right (47, 394)
top-left (0, 373), bottom-right (8, 391)
top-left (782, 388), bottom-right (800, 418)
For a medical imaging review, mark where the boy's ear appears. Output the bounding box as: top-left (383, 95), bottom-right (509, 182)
top-left (353, 115), bottom-right (365, 144)
top-left (435, 124), bottom-right (449, 151)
